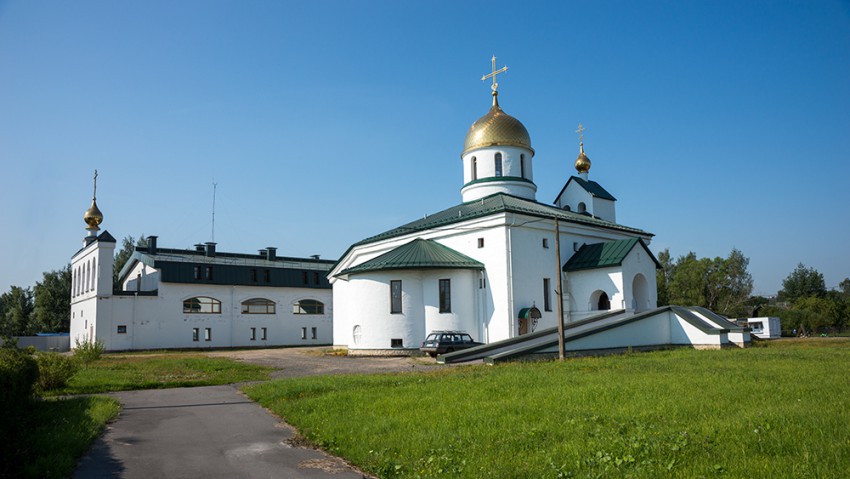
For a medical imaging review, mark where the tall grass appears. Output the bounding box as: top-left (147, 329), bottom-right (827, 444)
top-left (245, 340), bottom-right (850, 478)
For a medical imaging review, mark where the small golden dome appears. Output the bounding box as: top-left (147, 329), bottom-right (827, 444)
top-left (84, 199), bottom-right (103, 229)
top-left (575, 142), bottom-right (591, 173)
top-left (462, 93), bottom-right (532, 156)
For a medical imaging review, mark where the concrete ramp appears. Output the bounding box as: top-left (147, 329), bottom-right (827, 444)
top-left (438, 306), bottom-right (750, 364)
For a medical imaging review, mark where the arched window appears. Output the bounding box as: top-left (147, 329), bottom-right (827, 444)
top-left (577, 202), bottom-right (587, 213)
top-left (495, 153), bottom-right (503, 177)
top-left (632, 274), bottom-right (649, 312)
top-left (293, 299), bottom-right (324, 315)
top-left (520, 154), bottom-right (525, 178)
top-left (563, 205), bottom-right (571, 211)
top-left (85, 262), bottom-right (90, 292)
top-left (242, 298), bottom-right (276, 314)
top-left (597, 292), bottom-right (611, 311)
top-left (91, 257), bottom-right (97, 290)
top-left (183, 296), bottom-right (222, 314)
top-left (472, 156), bottom-right (477, 180)
top-left (353, 325), bottom-right (362, 345)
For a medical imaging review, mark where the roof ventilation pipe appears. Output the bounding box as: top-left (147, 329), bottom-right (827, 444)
top-left (205, 242), bottom-right (216, 257)
top-left (266, 247), bottom-right (277, 261)
top-left (147, 235), bottom-right (158, 255)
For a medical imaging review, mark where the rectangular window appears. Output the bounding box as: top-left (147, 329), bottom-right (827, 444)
top-left (477, 237), bottom-right (484, 248)
top-left (439, 279), bottom-right (451, 313)
top-left (311, 327), bottom-right (317, 340)
top-left (495, 153), bottom-right (503, 177)
top-left (251, 269), bottom-right (258, 282)
top-left (479, 277), bottom-right (486, 289)
top-left (250, 328), bottom-right (256, 341)
top-left (264, 269), bottom-right (270, 283)
top-left (193, 266), bottom-right (201, 280)
top-left (314, 271), bottom-right (320, 285)
top-left (302, 271), bottom-right (309, 284)
top-left (205, 266), bottom-right (213, 280)
top-left (301, 327), bottom-right (307, 340)
top-left (390, 280), bottom-right (402, 314)
top-left (544, 278), bottom-right (552, 312)
top-left (391, 338), bottom-right (403, 348)
top-left (542, 238), bottom-right (549, 249)
top-left (204, 328), bottom-right (211, 341)
top-left (261, 327), bottom-right (267, 340)
top-left (117, 325), bottom-right (127, 334)
top-left (192, 328), bottom-right (199, 342)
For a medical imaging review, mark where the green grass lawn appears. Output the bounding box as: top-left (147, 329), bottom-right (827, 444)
top-left (15, 396), bottom-right (121, 479)
top-left (244, 339), bottom-right (850, 478)
top-left (52, 353), bottom-right (272, 395)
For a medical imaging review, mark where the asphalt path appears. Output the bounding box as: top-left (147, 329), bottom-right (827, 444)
top-left (74, 385), bottom-right (368, 479)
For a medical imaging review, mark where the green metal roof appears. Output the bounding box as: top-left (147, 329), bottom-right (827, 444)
top-left (554, 176), bottom-right (617, 203)
top-left (339, 238), bottom-right (484, 276)
top-left (356, 193), bottom-right (648, 247)
top-left (563, 238), bottom-right (661, 272)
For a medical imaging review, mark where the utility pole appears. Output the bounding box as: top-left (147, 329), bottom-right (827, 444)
top-left (555, 217), bottom-right (566, 360)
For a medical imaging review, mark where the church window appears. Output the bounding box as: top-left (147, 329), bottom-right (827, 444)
top-left (563, 205), bottom-right (571, 212)
top-left (183, 296), bottom-right (222, 314)
top-left (301, 327), bottom-right (307, 340)
top-left (495, 153), bottom-right (503, 177)
top-left (542, 238), bottom-right (549, 249)
top-left (520, 154), bottom-right (526, 178)
top-left (543, 278), bottom-right (552, 312)
top-left (353, 325), bottom-right (362, 345)
top-left (390, 280), bottom-right (402, 314)
top-left (205, 266), bottom-right (213, 280)
top-left (472, 156), bottom-right (478, 180)
top-left (192, 328), bottom-right (199, 342)
top-left (242, 298), bottom-right (276, 314)
top-left (117, 325), bottom-right (127, 334)
top-left (597, 292), bottom-right (611, 311)
top-left (193, 266), bottom-right (201, 280)
top-left (293, 299), bottom-right (324, 314)
top-left (250, 328), bottom-right (256, 340)
top-left (311, 327), bottom-right (317, 339)
top-left (391, 338), bottom-right (403, 348)
top-left (261, 327), bottom-right (268, 340)
top-left (477, 238), bottom-right (484, 248)
top-left (577, 202), bottom-right (586, 214)
top-left (439, 279), bottom-right (451, 313)
top-left (204, 328), bottom-right (211, 341)
top-left (251, 269), bottom-right (258, 282)
top-left (92, 257), bottom-right (97, 290)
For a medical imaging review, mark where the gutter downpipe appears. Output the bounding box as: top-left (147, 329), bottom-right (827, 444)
top-left (506, 215), bottom-right (515, 338)
top-left (555, 218), bottom-right (565, 360)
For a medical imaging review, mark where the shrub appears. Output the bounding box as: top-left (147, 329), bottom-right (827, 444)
top-left (0, 346), bottom-right (39, 407)
top-left (35, 352), bottom-right (79, 391)
top-left (74, 337), bottom-right (105, 364)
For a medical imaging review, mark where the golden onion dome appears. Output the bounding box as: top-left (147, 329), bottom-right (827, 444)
top-left (84, 198), bottom-right (103, 228)
top-left (462, 93), bottom-right (532, 156)
top-left (574, 142), bottom-right (591, 173)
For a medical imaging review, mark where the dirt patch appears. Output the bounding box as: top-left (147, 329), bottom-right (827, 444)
top-left (207, 346), bottom-right (452, 379)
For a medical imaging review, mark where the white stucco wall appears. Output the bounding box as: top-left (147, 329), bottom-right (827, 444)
top-left (461, 145), bottom-right (537, 201)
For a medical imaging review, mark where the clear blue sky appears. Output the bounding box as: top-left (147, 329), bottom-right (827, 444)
top-left (1, 0), bottom-right (848, 297)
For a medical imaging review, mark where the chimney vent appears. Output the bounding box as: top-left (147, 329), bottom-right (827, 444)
top-left (147, 235), bottom-right (158, 255)
top-left (266, 247), bottom-right (277, 261)
top-left (205, 242), bottom-right (217, 257)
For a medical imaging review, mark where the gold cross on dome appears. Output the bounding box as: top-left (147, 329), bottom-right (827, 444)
top-left (575, 123), bottom-right (586, 143)
top-left (481, 55), bottom-right (508, 93)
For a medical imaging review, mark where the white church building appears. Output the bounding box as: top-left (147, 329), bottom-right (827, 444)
top-left (69, 184), bottom-right (335, 351)
top-left (330, 67), bottom-right (664, 355)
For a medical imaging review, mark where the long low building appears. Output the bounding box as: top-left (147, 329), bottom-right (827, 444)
top-left (70, 192), bottom-right (334, 351)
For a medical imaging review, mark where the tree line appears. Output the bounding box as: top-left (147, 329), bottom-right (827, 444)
top-left (656, 247), bottom-right (849, 333)
top-left (0, 236), bottom-right (144, 337)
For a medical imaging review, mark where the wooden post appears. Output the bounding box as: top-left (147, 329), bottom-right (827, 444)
top-left (555, 218), bottom-right (566, 360)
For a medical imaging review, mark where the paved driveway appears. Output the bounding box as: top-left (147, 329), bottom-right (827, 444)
top-left (75, 385), bottom-right (368, 479)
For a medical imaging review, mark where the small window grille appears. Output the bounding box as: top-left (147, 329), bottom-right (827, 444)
top-left (391, 338), bottom-right (403, 348)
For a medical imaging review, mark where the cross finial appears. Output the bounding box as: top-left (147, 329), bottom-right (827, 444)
top-left (92, 169), bottom-right (98, 199)
top-left (481, 55), bottom-right (508, 94)
top-left (575, 123), bottom-right (586, 143)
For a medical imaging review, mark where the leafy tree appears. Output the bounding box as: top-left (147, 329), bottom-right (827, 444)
top-left (839, 278), bottom-right (850, 298)
top-left (655, 248), bottom-right (672, 306)
top-left (32, 265), bottom-right (72, 333)
top-left (666, 248), bottom-right (753, 317)
top-left (779, 263), bottom-right (826, 303)
top-left (0, 286), bottom-right (35, 336)
top-left (792, 296), bottom-right (839, 333)
top-left (113, 234), bottom-right (147, 290)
